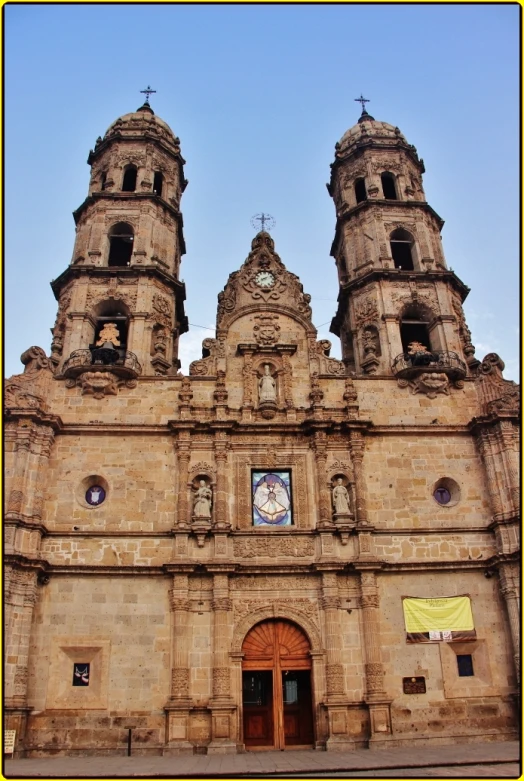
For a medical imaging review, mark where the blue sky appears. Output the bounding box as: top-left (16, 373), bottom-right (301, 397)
top-left (4, 3), bottom-right (520, 380)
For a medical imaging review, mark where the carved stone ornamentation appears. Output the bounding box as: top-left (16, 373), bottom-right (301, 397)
top-left (354, 297), bottom-right (379, 326)
top-left (75, 370), bottom-right (120, 398)
top-left (233, 538), bottom-right (315, 559)
top-left (326, 663), bottom-right (345, 695)
top-left (212, 667), bottom-right (231, 696)
top-left (171, 667), bottom-right (190, 696)
top-left (253, 314), bottom-right (281, 346)
top-left (407, 372), bottom-right (449, 398)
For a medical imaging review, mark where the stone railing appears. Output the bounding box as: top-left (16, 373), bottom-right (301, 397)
top-left (391, 350), bottom-right (467, 380)
top-left (61, 349), bottom-right (142, 379)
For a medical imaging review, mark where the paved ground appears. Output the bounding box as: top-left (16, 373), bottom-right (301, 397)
top-left (4, 741), bottom-right (520, 779)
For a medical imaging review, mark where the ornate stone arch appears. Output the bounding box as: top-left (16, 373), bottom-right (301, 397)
top-left (220, 305), bottom-right (317, 338)
top-left (231, 604), bottom-right (323, 656)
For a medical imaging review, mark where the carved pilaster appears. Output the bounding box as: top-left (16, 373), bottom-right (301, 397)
top-left (208, 571), bottom-right (236, 752)
top-left (474, 428), bottom-right (504, 518)
top-left (358, 570), bottom-right (386, 700)
top-left (242, 351), bottom-right (255, 409)
top-left (349, 432), bottom-right (368, 525)
top-left (498, 564), bottom-right (520, 684)
top-left (4, 568), bottom-right (38, 707)
top-left (168, 575), bottom-right (191, 701)
top-left (313, 432), bottom-right (333, 528)
top-left (213, 434), bottom-right (230, 530)
top-left (499, 421), bottom-right (520, 515)
top-left (175, 435), bottom-right (191, 529)
top-left (320, 571), bottom-right (346, 700)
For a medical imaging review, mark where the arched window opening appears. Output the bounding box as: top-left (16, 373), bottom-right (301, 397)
top-left (354, 178), bottom-right (367, 204)
top-left (122, 165), bottom-right (137, 192)
top-left (381, 172), bottom-right (397, 200)
top-left (400, 305), bottom-right (432, 355)
top-left (390, 228), bottom-right (414, 270)
top-left (153, 171), bottom-right (163, 197)
top-left (100, 171), bottom-right (107, 190)
top-left (108, 222), bottom-right (134, 267)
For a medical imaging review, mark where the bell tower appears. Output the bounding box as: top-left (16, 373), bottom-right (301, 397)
top-left (49, 94), bottom-right (188, 381)
top-left (329, 101), bottom-right (477, 395)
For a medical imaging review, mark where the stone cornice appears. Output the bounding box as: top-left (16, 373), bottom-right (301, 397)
top-left (50, 264), bottom-right (186, 300)
top-left (3, 408), bottom-right (64, 431)
top-left (468, 412), bottom-right (520, 432)
top-left (330, 199), bottom-right (444, 254)
top-left (87, 132), bottom-right (186, 168)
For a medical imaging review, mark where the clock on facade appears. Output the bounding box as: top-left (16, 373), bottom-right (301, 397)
top-left (255, 271), bottom-right (275, 288)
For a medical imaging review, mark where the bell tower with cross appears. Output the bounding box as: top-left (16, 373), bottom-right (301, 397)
top-left (328, 98), bottom-right (478, 390)
top-left (49, 88), bottom-right (189, 379)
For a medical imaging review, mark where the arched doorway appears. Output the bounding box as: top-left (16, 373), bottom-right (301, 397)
top-left (241, 619), bottom-right (314, 750)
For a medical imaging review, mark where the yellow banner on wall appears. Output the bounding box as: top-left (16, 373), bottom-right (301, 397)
top-left (402, 596), bottom-right (475, 643)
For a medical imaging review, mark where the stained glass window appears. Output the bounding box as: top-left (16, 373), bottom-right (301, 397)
top-left (252, 471), bottom-right (292, 526)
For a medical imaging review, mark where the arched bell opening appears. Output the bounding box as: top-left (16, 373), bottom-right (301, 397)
top-left (89, 300), bottom-right (131, 364)
top-left (108, 222), bottom-right (134, 267)
top-left (399, 303), bottom-right (443, 365)
top-left (354, 177), bottom-right (367, 204)
top-left (381, 171), bottom-right (398, 200)
top-left (241, 619), bottom-right (314, 750)
top-left (390, 228), bottom-right (415, 271)
top-left (122, 164), bottom-right (137, 192)
top-left (153, 171), bottom-right (164, 197)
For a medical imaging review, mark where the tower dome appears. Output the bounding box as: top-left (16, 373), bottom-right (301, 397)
top-left (336, 111), bottom-right (410, 157)
top-left (103, 101), bottom-right (180, 148)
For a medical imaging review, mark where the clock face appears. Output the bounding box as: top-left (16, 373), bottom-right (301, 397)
top-left (255, 271), bottom-right (275, 288)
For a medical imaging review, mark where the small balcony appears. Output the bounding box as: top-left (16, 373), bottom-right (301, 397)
top-left (392, 349), bottom-right (467, 381)
top-left (62, 347), bottom-right (142, 380)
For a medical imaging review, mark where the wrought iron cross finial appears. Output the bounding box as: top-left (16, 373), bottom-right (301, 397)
top-left (250, 213), bottom-right (276, 233)
top-left (354, 94), bottom-right (370, 112)
top-left (140, 85), bottom-right (157, 104)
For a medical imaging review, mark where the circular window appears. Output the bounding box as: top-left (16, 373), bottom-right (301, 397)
top-left (76, 475), bottom-right (109, 509)
top-left (85, 485), bottom-right (106, 506)
top-left (434, 487), bottom-right (451, 505)
top-left (432, 478), bottom-right (460, 507)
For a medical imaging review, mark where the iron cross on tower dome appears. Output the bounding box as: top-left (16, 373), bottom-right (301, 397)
top-left (140, 85), bottom-right (157, 104)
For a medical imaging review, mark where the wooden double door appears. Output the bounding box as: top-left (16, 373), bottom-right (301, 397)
top-left (242, 620), bottom-right (314, 749)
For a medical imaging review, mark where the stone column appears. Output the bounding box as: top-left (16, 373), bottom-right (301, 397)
top-left (313, 431), bottom-right (333, 528)
top-left (208, 571), bottom-right (236, 753)
top-left (29, 425), bottom-right (56, 523)
top-left (499, 421), bottom-right (520, 516)
top-left (349, 432), bottom-right (368, 525)
top-left (5, 568), bottom-right (38, 753)
top-left (498, 564), bottom-right (520, 684)
top-left (382, 314), bottom-right (403, 370)
top-left (357, 568), bottom-right (392, 741)
top-left (319, 569), bottom-right (353, 750)
top-left (474, 429), bottom-right (504, 519)
top-left (175, 434), bottom-right (191, 530)
top-left (6, 421), bottom-right (34, 518)
top-left (321, 571), bottom-right (345, 699)
top-left (164, 572), bottom-right (193, 754)
top-left (213, 433), bottom-right (231, 531)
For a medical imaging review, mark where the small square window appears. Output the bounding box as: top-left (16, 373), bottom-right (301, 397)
top-left (457, 654), bottom-right (474, 677)
top-left (72, 663), bottom-right (90, 686)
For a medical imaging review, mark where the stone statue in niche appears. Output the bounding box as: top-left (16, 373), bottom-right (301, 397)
top-left (193, 480), bottom-right (212, 518)
top-left (259, 365), bottom-right (276, 402)
top-left (332, 478), bottom-right (351, 515)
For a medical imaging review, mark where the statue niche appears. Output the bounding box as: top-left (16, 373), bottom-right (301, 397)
top-left (331, 475), bottom-right (355, 542)
top-left (257, 363), bottom-right (278, 419)
top-left (191, 476), bottom-right (213, 547)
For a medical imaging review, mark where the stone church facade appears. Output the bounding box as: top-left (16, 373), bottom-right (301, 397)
top-left (5, 100), bottom-right (520, 756)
